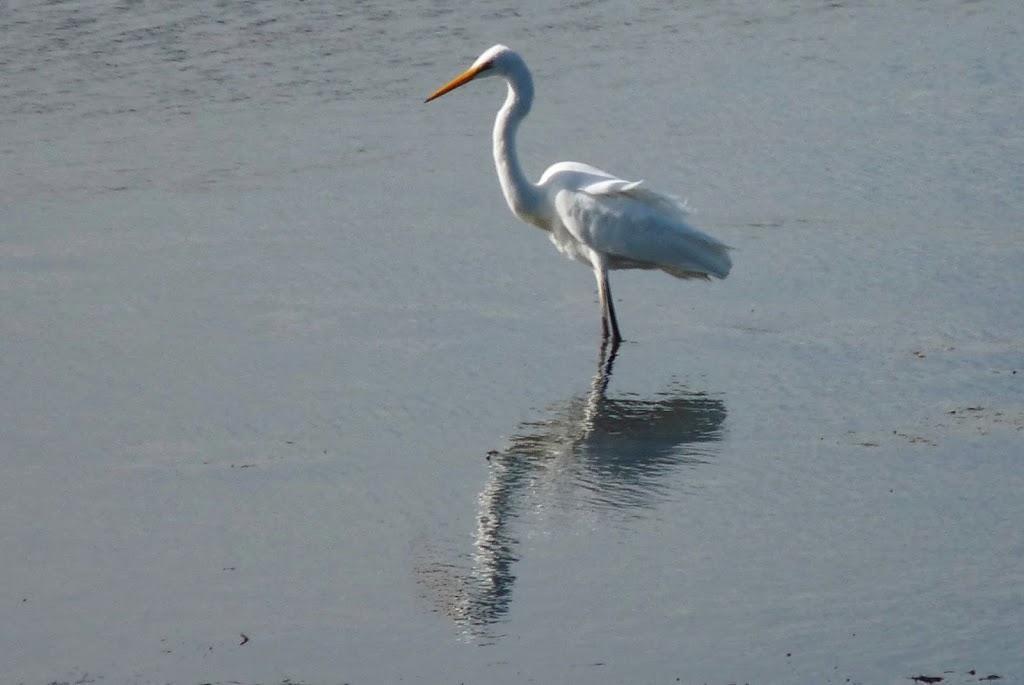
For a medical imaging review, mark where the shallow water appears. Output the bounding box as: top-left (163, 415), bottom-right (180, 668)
top-left (2, 1), bottom-right (1022, 684)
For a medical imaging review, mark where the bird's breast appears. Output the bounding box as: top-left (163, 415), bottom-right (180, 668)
top-left (547, 226), bottom-right (594, 267)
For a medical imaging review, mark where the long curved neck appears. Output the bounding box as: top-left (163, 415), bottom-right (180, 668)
top-left (493, 73), bottom-right (546, 228)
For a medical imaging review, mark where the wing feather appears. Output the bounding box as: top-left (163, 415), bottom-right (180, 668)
top-left (552, 178), bottom-right (732, 279)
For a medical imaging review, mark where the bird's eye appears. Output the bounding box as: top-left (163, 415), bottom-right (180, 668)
top-left (479, 60), bottom-right (494, 71)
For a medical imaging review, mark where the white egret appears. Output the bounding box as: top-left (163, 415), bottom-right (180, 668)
top-left (426, 45), bottom-right (731, 346)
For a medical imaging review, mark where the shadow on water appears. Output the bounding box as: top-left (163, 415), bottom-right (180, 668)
top-left (417, 342), bottom-right (727, 642)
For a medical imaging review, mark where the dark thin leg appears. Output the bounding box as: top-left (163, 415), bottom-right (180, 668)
top-left (596, 267), bottom-right (622, 347)
top-left (605, 282), bottom-right (622, 345)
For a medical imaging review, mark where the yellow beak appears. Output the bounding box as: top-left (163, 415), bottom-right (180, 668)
top-left (425, 63), bottom-right (487, 103)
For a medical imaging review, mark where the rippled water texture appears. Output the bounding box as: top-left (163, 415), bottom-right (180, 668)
top-left (2, 1), bottom-right (1022, 684)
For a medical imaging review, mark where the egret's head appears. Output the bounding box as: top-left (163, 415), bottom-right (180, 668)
top-left (425, 44), bottom-right (521, 102)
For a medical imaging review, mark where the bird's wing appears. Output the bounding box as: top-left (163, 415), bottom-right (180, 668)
top-left (538, 161), bottom-right (618, 186)
top-left (552, 177), bottom-right (732, 279)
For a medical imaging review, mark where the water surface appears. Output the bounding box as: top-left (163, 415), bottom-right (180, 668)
top-left (2, 1), bottom-right (1022, 684)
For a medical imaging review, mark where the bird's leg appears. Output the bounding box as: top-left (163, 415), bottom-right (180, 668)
top-left (605, 284), bottom-right (622, 346)
top-left (595, 265), bottom-right (622, 347)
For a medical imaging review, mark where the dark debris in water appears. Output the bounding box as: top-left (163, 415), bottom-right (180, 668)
top-left (908, 674), bottom-right (1003, 684)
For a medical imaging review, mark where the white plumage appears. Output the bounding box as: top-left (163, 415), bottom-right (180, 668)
top-left (427, 44), bottom-right (731, 345)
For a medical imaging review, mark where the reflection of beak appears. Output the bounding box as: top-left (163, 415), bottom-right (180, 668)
top-left (425, 63), bottom-right (486, 103)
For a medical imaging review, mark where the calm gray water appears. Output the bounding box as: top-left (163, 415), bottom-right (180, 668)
top-left (2, 1), bottom-right (1022, 684)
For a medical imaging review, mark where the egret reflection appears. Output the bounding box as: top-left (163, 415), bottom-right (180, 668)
top-left (418, 346), bottom-right (726, 640)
